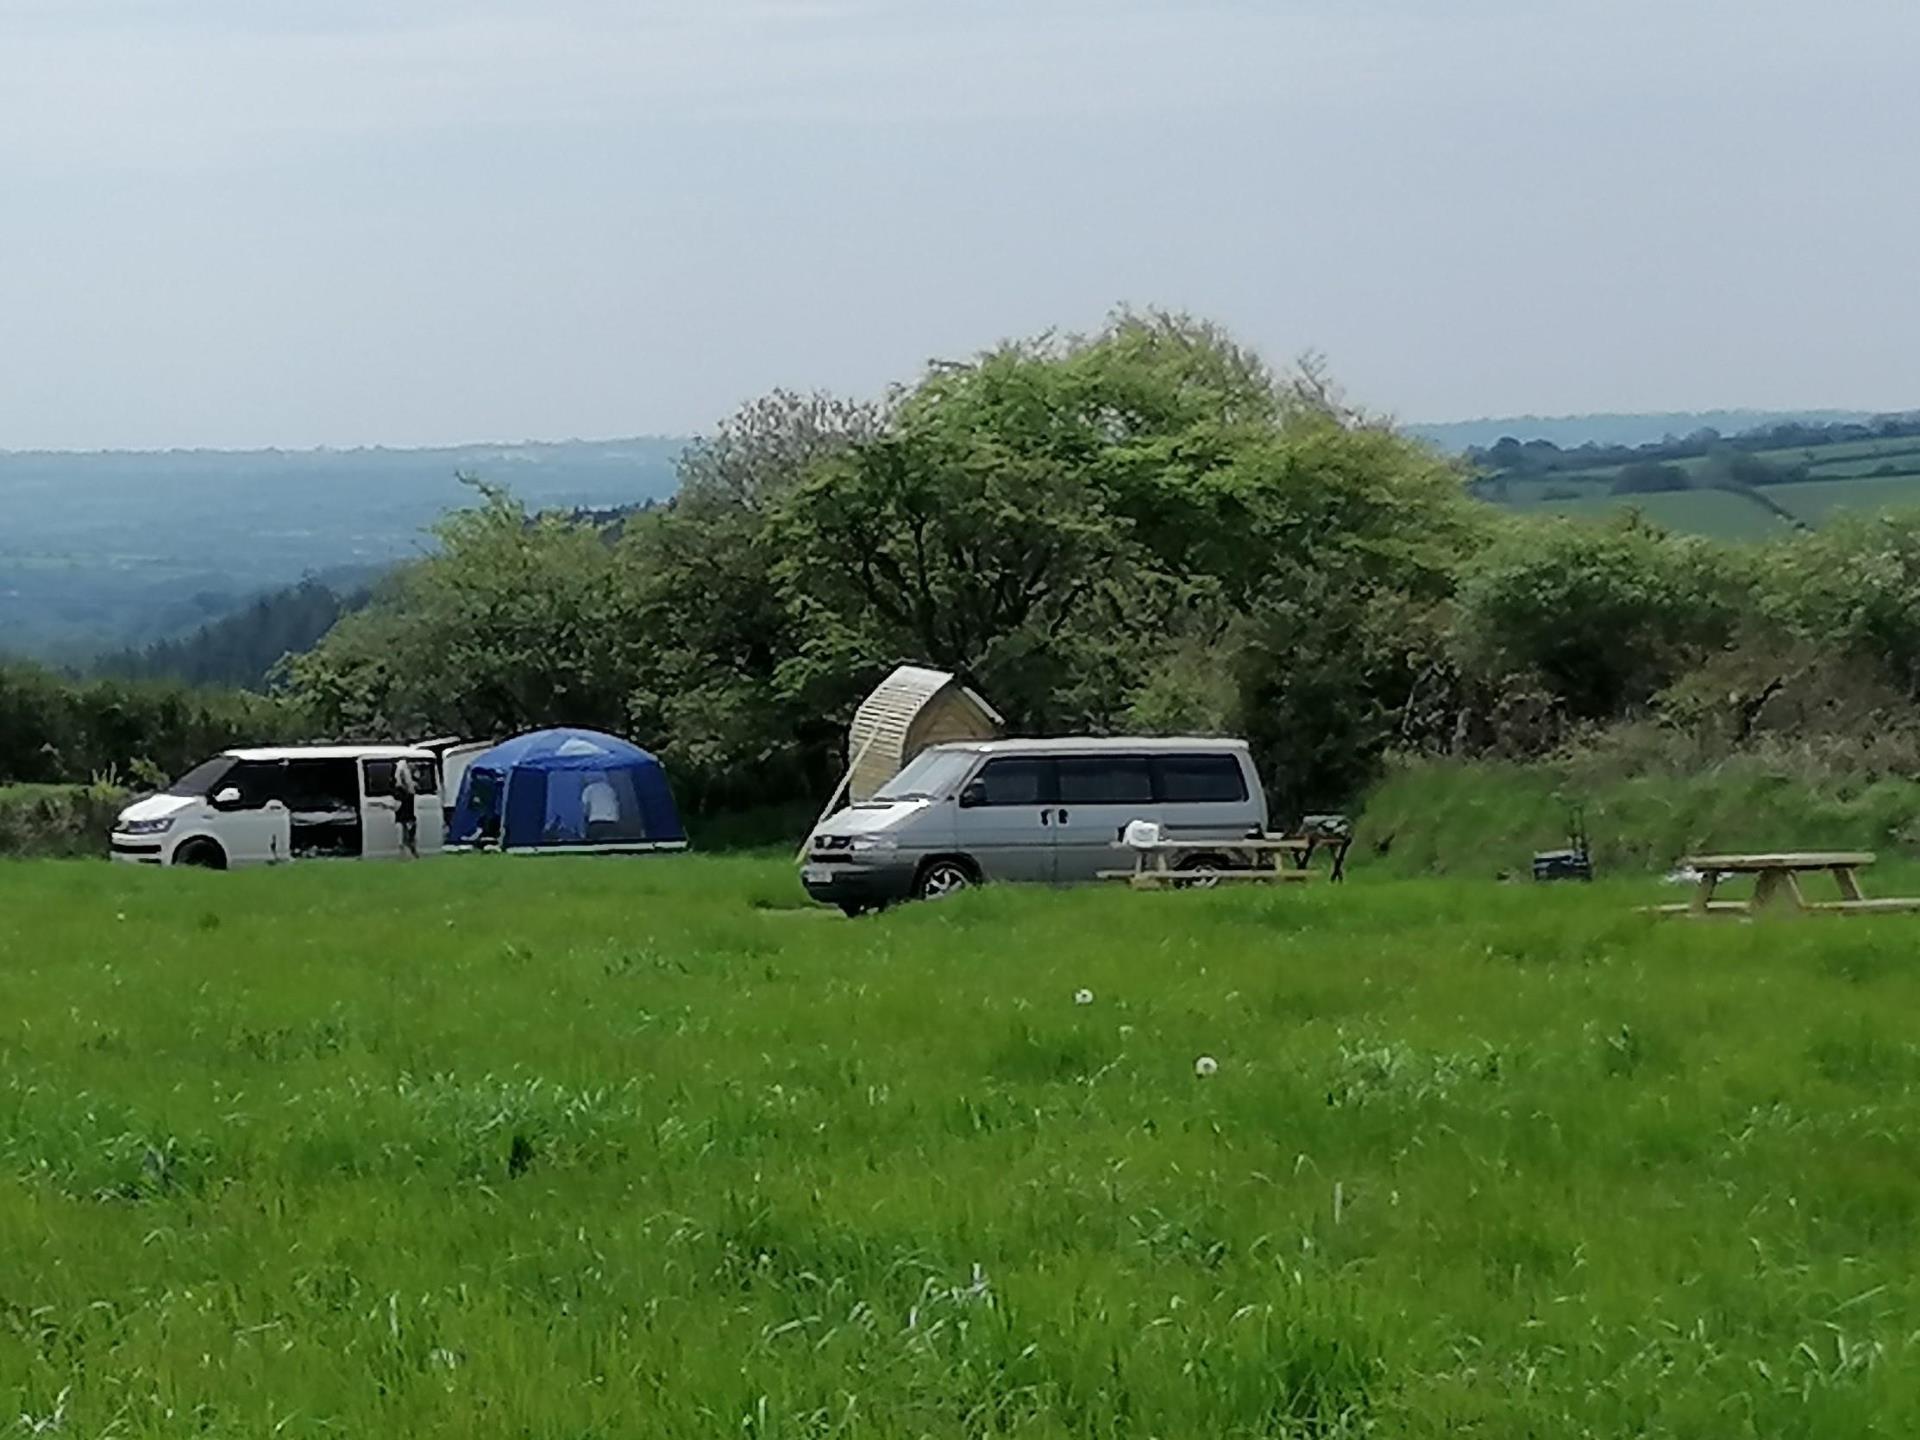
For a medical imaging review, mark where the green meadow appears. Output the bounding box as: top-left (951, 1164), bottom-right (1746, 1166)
top-left (4, 855), bottom-right (1920, 1436)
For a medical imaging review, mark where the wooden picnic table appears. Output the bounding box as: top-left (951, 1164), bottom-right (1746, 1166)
top-left (1649, 851), bottom-right (1920, 918)
top-left (1101, 836), bottom-right (1316, 890)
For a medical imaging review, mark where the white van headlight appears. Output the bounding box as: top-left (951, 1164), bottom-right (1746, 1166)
top-left (848, 836), bottom-right (897, 854)
top-left (118, 817), bottom-right (175, 836)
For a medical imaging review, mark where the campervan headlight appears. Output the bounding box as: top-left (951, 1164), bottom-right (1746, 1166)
top-left (118, 816), bottom-right (175, 836)
top-left (848, 836), bottom-right (897, 854)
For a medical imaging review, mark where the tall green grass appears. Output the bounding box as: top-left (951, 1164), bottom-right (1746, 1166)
top-left (3, 855), bottom-right (1919, 1435)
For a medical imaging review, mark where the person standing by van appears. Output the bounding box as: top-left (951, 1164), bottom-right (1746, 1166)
top-left (393, 760), bottom-right (420, 857)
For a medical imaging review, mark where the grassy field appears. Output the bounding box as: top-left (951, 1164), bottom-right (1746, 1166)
top-left (1517, 487), bottom-right (1791, 540)
top-left (5, 855), bottom-right (1920, 1436)
top-left (1496, 435), bottom-right (1920, 539)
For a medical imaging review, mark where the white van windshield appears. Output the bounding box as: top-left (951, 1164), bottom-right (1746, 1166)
top-left (165, 757), bottom-right (236, 797)
top-left (870, 749), bottom-right (979, 802)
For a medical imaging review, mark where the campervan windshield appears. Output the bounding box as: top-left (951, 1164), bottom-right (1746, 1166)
top-left (166, 757), bottom-right (236, 797)
top-left (868, 748), bottom-right (977, 803)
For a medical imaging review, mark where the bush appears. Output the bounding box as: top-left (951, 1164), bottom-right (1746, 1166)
top-left (0, 662), bottom-right (301, 787)
top-left (1452, 515), bottom-right (1741, 725)
top-left (0, 785), bottom-right (128, 858)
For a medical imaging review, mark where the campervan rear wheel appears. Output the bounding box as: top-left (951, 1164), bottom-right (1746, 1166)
top-left (1173, 852), bottom-right (1233, 889)
top-left (915, 858), bottom-right (975, 901)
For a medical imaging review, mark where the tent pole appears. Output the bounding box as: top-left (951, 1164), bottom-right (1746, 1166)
top-left (796, 731), bottom-right (882, 862)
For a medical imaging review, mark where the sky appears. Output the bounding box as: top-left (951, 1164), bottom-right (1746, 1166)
top-left (1, 0), bottom-right (1916, 451)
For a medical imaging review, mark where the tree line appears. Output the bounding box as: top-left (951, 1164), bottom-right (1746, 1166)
top-left (13, 312), bottom-right (1920, 819)
top-left (282, 313), bottom-right (1920, 821)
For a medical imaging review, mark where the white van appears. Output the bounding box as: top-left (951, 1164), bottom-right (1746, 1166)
top-left (801, 737), bottom-right (1268, 914)
top-left (109, 745), bottom-right (444, 868)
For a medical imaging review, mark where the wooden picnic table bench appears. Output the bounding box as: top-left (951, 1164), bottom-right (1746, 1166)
top-left (1648, 851), bottom-right (1920, 918)
top-left (1100, 836), bottom-right (1317, 890)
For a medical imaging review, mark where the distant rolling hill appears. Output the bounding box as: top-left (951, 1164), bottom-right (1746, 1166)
top-left (0, 438), bottom-right (686, 662)
top-left (1406, 410), bottom-right (1879, 453)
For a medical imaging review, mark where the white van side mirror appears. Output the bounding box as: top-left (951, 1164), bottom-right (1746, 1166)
top-left (211, 786), bottom-right (242, 808)
top-left (958, 779), bottom-right (988, 809)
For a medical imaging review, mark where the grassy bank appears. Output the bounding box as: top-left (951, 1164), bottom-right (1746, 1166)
top-left (3, 855), bottom-right (1920, 1434)
top-left (1358, 758), bottom-right (1920, 876)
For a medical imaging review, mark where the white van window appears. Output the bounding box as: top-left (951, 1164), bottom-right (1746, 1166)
top-left (222, 761), bottom-right (286, 810)
top-left (364, 759), bottom-right (439, 799)
top-left (1057, 756), bottom-right (1153, 805)
top-left (1153, 754), bottom-right (1248, 803)
top-left (279, 759), bottom-right (357, 813)
top-left (166, 757), bottom-right (235, 797)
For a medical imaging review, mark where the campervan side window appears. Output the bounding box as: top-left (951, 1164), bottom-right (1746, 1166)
top-left (1057, 756), bottom-right (1153, 805)
top-left (971, 757), bottom-right (1055, 806)
top-left (363, 759), bottom-right (440, 799)
top-left (222, 761), bottom-right (287, 810)
top-left (1152, 754), bottom-right (1248, 804)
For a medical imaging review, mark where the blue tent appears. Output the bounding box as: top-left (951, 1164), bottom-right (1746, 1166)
top-left (449, 728), bottom-right (687, 853)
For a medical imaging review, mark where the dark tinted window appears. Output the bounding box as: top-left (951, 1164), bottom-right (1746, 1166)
top-left (222, 761), bottom-right (286, 809)
top-left (1152, 753), bottom-right (1249, 804)
top-left (972, 757), bottom-right (1055, 806)
top-left (283, 759), bottom-right (358, 811)
top-left (1057, 756), bottom-right (1154, 805)
top-left (362, 759), bottom-right (439, 799)
top-left (166, 757), bottom-right (234, 797)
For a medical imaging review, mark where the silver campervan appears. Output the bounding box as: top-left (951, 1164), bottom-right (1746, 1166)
top-left (800, 737), bottom-right (1267, 914)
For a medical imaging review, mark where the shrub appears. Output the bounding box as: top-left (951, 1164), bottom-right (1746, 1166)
top-left (0, 785), bottom-right (128, 858)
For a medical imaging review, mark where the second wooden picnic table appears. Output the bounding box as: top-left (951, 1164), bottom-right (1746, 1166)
top-left (1651, 851), bottom-right (1920, 918)
top-left (1103, 836), bottom-right (1316, 890)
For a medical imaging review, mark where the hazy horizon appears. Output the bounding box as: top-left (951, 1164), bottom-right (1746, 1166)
top-left (4, 0), bottom-right (1916, 451)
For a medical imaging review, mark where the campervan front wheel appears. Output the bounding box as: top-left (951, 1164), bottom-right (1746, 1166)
top-left (175, 839), bottom-right (228, 870)
top-left (914, 858), bottom-right (976, 901)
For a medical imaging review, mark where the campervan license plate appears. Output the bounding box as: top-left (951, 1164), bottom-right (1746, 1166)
top-left (801, 864), bottom-right (832, 885)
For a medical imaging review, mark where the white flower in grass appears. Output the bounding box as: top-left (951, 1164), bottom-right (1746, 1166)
top-left (1194, 1054), bottom-right (1219, 1078)
top-left (1074, 988), bottom-right (1094, 1006)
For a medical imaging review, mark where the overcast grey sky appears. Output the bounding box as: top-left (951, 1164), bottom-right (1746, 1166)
top-left (1, 0), bottom-right (1915, 450)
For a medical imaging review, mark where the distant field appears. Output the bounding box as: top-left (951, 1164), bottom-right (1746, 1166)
top-left (1806, 450), bottom-right (1920, 480)
top-left (1498, 433), bottom-right (1920, 538)
top-left (4, 855), bottom-right (1920, 1434)
top-left (1521, 486), bottom-right (1795, 540)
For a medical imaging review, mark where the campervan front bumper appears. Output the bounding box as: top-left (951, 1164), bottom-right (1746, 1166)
top-left (799, 853), bottom-right (917, 909)
top-left (110, 837), bottom-right (166, 864)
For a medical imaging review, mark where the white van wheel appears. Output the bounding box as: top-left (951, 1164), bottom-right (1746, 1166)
top-left (175, 839), bottom-right (228, 870)
top-left (915, 859), bottom-right (974, 901)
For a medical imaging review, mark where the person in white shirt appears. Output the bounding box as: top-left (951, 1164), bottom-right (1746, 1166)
top-left (581, 774), bottom-right (620, 842)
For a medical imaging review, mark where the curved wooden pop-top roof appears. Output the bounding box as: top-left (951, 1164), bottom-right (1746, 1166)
top-left (847, 665), bottom-right (1003, 802)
